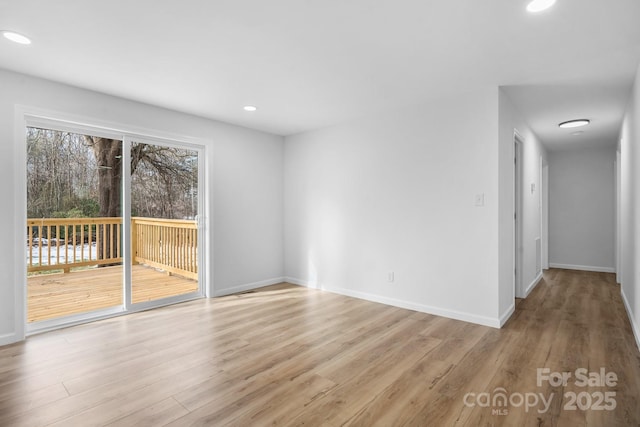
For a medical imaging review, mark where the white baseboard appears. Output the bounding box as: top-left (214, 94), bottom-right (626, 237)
top-left (0, 332), bottom-right (20, 347)
top-left (621, 287), bottom-right (640, 352)
top-left (499, 303), bottom-right (515, 327)
top-left (524, 271), bottom-right (544, 298)
top-left (213, 277), bottom-right (286, 297)
top-left (284, 276), bottom-right (316, 287)
top-left (285, 277), bottom-right (502, 329)
top-left (549, 263), bottom-right (615, 274)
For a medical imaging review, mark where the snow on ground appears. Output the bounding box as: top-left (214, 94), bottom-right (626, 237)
top-left (27, 243), bottom-right (99, 266)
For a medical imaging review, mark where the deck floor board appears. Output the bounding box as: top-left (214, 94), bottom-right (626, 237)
top-left (27, 265), bottom-right (198, 323)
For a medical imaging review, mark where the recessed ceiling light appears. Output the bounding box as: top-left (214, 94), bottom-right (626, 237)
top-left (559, 119), bottom-right (590, 129)
top-left (243, 105), bottom-right (257, 112)
top-left (527, 0), bottom-right (556, 13)
top-left (1, 30), bottom-right (31, 45)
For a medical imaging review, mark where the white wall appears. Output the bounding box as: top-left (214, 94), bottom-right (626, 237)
top-left (284, 88), bottom-right (503, 327)
top-left (548, 147), bottom-right (616, 272)
top-left (498, 89), bottom-right (548, 308)
top-left (620, 63), bottom-right (640, 350)
top-left (0, 69), bottom-right (284, 345)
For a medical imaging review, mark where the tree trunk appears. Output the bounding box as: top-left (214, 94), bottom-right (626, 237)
top-left (88, 137), bottom-right (122, 263)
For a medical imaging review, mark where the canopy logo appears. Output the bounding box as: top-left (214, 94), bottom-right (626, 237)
top-left (463, 368), bottom-right (618, 416)
top-left (463, 388), bottom-right (553, 415)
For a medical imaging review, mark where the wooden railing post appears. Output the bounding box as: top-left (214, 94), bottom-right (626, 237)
top-left (131, 218), bottom-right (139, 265)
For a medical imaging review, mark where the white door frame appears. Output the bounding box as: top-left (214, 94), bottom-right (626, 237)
top-left (616, 151), bottom-right (621, 283)
top-left (514, 131), bottom-right (524, 298)
top-left (542, 162), bottom-right (550, 270)
top-left (16, 107), bottom-right (207, 336)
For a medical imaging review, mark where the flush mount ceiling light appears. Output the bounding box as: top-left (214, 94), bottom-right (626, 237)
top-left (559, 119), bottom-right (590, 129)
top-left (527, 0), bottom-right (556, 13)
top-left (1, 30), bottom-right (31, 45)
top-left (243, 105), bottom-right (257, 112)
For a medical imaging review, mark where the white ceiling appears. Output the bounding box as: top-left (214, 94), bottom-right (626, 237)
top-left (1, 0), bottom-right (639, 148)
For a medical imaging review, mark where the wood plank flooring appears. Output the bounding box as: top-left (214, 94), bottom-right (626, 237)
top-left (2, 268), bottom-right (639, 426)
top-left (28, 265), bottom-right (198, 323)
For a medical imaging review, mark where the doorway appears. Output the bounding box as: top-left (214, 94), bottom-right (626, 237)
top-left (24, 121), bottom-right (204, 332)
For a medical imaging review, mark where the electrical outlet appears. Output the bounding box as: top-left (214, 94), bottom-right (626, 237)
top-left (388, 271), bottom-right (394, 282)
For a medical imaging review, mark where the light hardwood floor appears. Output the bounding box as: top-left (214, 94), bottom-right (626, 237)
top-left (28, 265), bottom-right (198, 323)
top-left (2, 269), bottom-right (639, 426)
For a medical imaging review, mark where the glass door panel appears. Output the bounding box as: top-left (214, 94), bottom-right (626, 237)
top-left (129, 139), bottom-right (200, 305)
top-left (26, 128), bottom-right (123, 323)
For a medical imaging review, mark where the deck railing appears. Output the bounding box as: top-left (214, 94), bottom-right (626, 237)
top-left (131, 217), bottom-right (198, 280)
top-left (26, 217), bottom-right (123, 273)
top-left (26, 217), bottom-right (197, 279)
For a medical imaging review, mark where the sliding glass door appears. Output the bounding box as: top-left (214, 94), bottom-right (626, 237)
top-left (25, 122), bottom-right (203, 331)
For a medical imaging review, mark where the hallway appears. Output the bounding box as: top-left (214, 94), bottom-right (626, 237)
top-left (495, 269), bottom-right (640, 425)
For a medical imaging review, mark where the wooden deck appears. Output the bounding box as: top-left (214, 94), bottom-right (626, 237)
top-left (27, 265), bottom-right (199, 323)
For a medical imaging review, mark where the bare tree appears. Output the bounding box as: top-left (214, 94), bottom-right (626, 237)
top-left (85, 137), bottom-right (123, 218)
top-left (27, 129), bottom-right (98, 220)
top-left (130, 142), bottom-right (197, 219)
top-left (28, 128), bottom-right (198, 235)
top-left (81, 137), bottom-right (198, 219)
